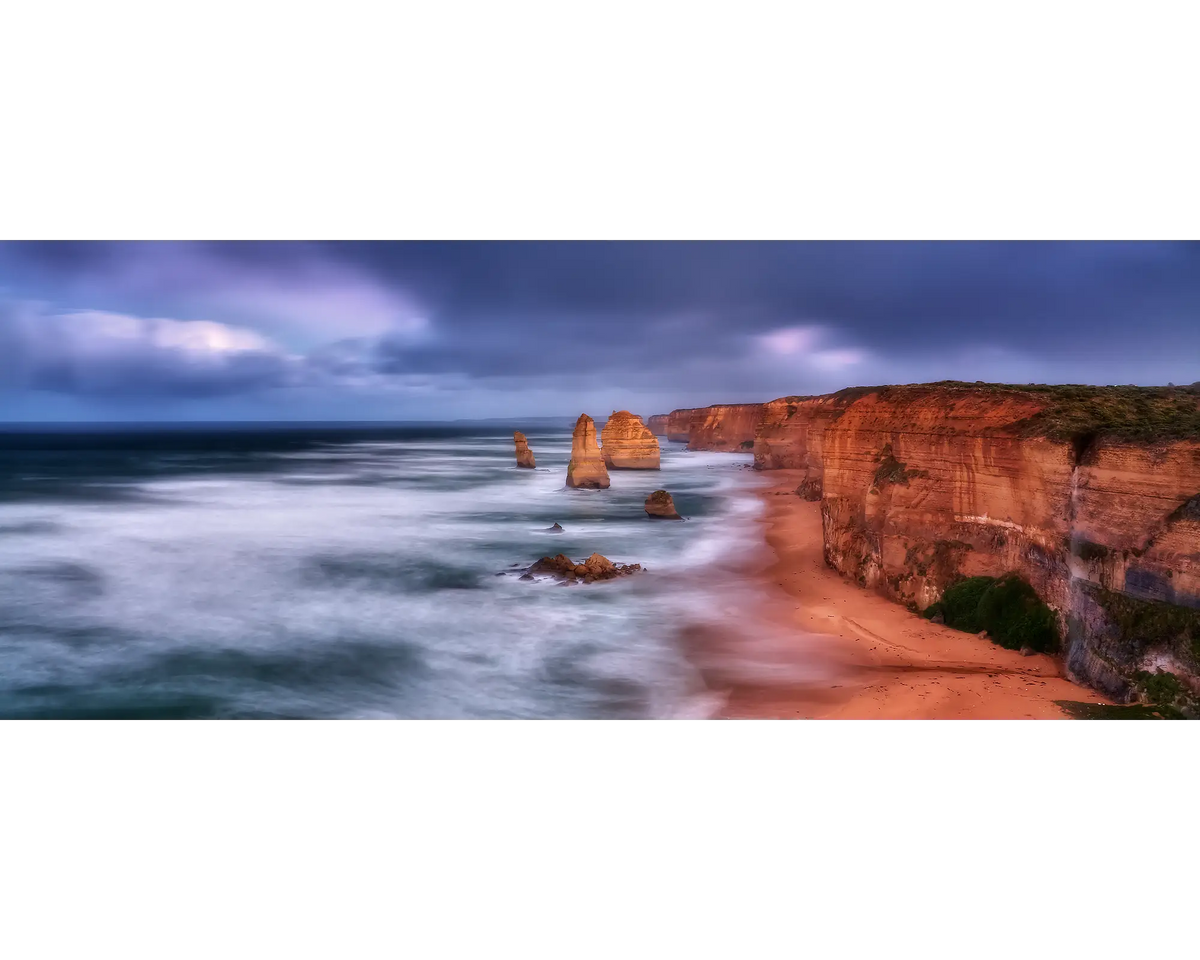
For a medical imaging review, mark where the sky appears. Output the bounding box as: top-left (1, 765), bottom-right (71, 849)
top-left (1, 241), bottom-right (1197, 422)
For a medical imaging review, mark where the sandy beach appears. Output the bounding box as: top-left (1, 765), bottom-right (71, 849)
top-left (686, 471), bottom-right (1110, 719)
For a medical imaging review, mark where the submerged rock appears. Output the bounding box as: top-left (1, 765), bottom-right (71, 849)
top-left (566, 414), bottom-right (610, 489)
top-left (546, 522), bottom-right (563, 533)
top-left (514, 431), bottom-right (536, 468)
top-left (644, 489), bottom-right (683, 520)
top-left (600, 410), bottom-right (661, 469)
top-left (525, 552), bottom-right (641, 583)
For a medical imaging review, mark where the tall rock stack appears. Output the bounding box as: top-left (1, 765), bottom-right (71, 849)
top-left (513, 431), bottom-right (536, 468)
top-left (565, 414), bottom-right (610, 488)
top-left (600, 411), bottom-right (661, 469)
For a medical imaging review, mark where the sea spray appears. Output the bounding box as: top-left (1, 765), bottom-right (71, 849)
top-left (0, 425), bottom-right (759, 719)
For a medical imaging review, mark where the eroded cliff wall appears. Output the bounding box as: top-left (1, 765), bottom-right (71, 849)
top-left (807, 385), bottom-right (1200, 699)
top-left (753, 396), bottom-right (844, 498)
top-left (664, 409), bottom-right (697, 443)
top-left (646, 414), bottom-right (670, 437)
top-left (686, 404), bottom-right (765, 452)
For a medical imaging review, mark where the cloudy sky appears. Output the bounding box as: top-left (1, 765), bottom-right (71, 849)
top-left (1, 242), bottom-right (1197, 422)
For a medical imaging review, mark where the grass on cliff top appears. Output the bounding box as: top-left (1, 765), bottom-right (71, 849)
top-left (827, 381), bottom-right (1200, 444)
top-left (924, 573), bottom-right (1060, 654)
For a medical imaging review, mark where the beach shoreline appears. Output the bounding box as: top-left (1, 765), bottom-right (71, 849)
top-left (683, 470), bottom-right (1110, 719)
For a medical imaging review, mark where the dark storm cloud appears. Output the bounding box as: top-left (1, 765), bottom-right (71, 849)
top-left (322, 241), bottom-right (1200, 360)
top-left (0, 241), bottom-right (1197, 417)
top-left (0, 302), bottom-right (295, 399)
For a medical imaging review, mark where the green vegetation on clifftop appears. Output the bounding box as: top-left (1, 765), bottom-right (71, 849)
top-left (825, 381), bottom-right (1200, 444)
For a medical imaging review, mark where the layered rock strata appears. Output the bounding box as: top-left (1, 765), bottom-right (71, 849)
top-left (600, 411), bottom-right (661, 469)
top-left (743, 383), bottom-right (1200, 700)
top-left (685, 403), bottom-right (765, 451)
top-left (565, 414), bottom-right (610, 488)
top-left (664, 408), bottom-right (697, 442)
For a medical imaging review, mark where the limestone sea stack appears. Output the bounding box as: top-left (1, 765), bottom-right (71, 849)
top-left (645, 489), bottom-right (682, 520)
top-left (514, 431), bottom-right (536, 468)
top-left (566, 414), bottom-right (610, 488)
top-left (600, 411), bottom-right (661, 469)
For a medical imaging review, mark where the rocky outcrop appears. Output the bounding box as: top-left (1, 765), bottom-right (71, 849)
top-left (565, 414), bottom-right (610, 489)
top-left (664, 408), bottom-right (698, 443)
top-left (513, 431), bottom-right (536, 468)
top-left (644, 490), bottom-right (682, 520)
top-left (525, 552), bottom-right (642, 583)
top-left (600, 411), bottom-right (661, 469)
top-left (646, 414), bottom-right (670, 437)
top-left (686, 404), bottom-right (765, 452)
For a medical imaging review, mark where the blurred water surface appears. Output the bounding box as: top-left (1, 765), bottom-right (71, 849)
top-left (0, 424), bottom-right (761, 718)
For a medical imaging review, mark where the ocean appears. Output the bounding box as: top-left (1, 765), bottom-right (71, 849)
top-left (0, 424), bottom-right (764, 718)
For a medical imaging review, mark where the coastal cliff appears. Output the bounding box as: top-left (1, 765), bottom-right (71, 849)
top-left (646, 414), bottom-right (670, 437)
top-left (600, 411), bottom-right (660, 469)
top-left (753, 396), bottom-right (845, 498)
top-left (744, 383), bottom-right (1200, 700)
top-left (664, 409), bottom-right (697, 442)
top-left (686, 403), bottom-right (765, 451)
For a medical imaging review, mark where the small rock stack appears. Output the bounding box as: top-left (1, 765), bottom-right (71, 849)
top-left (644, 489), bottom-right (682, 519)
top-left (514, 431), bottom-right (536, 468)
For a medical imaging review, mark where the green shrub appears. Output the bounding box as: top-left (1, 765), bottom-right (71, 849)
top-left (979, 576), bottom-right (1060, 652)
top-left (1134, 670), bottom-right (1186, 706)
top-left (1090, 586), bottom-right (1200, 665)
top-left (1055, 700), bottom-right (1186, 720)
top-left (924, 574), bottom-right (1060, 654)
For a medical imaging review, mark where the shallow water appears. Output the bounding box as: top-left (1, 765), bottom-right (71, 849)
top-left (0, 425), bottom-right (763, 718)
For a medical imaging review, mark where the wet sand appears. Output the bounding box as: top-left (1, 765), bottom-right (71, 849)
top-left (686, 471), bottom-right (1109, 719)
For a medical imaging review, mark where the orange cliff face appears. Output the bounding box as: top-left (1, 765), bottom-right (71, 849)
top-left (664, 408), bottom-right (697, 443)
top-left (600, 411), bottom-right (661, 469)
top-left (796, 384), bottom-right (1200, 700)
top-left (686, 403), bottom-right (765, 452)
top-left (753, 396), bottom-right (846, 498)
top-left (646, 414), bottom-right (670, 437)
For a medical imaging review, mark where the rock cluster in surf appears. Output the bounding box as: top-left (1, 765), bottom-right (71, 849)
top-left (524, 552), bottom-right (641, 583)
